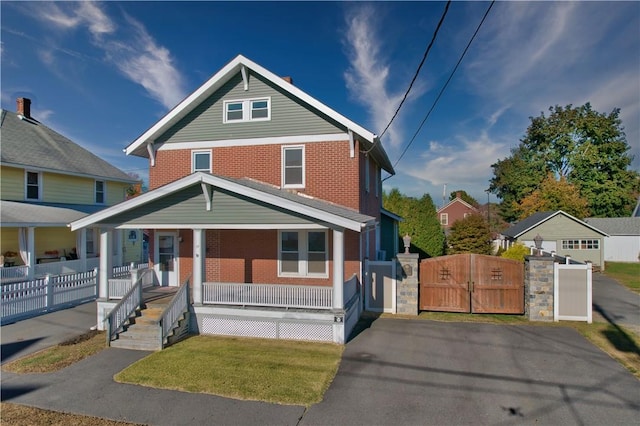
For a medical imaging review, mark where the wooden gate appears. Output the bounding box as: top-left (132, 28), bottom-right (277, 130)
top-left (420, 254), bottom-right (524, 314)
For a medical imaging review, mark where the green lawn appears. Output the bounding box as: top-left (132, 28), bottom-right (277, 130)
top-left (604, 262), bottom-right (640, 293)
top-left (114, 335), bottom-right (343, 406)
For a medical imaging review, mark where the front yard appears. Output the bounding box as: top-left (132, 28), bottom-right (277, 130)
top-left (604, 262), bottom-right (640, 293)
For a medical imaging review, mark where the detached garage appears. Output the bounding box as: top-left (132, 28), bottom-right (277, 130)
top-left (501, 210), bottom-right (607, 269)
top-left (584, 217), bottom-right (640, 263)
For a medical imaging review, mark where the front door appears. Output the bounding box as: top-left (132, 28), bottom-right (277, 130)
top-left (155, 233), bottom-right (178, 286)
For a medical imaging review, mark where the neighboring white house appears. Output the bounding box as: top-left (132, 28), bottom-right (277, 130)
top-left (583, 217), bottom-right (640, 263)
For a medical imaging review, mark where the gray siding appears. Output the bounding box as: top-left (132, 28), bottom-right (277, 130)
top-left (520, 215), bottom-right (603, 266)
top-left (104, 185), bottom-right (315, 226)
top-left (157, 72), bottom-right (344, 144)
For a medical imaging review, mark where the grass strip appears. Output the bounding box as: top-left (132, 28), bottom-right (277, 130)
top-left (114, 335), bottom-right (343, 406)
top-left (603, 262), bottom-right (640, 293)
top-left (0, 402), bottom-right (143, 425)
top-left (2, 330), bottom-right (105, 374)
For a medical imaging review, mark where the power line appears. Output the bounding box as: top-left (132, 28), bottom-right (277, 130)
top-left (363, 0), bottom-right (452, 155)
top-left (390, 0), bottom-right (496, 171)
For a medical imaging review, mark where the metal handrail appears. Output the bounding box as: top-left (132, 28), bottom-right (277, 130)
top-left (159, 275), bottom-right (191, 348)
top-left (104, 269), bottom-right (150, 345)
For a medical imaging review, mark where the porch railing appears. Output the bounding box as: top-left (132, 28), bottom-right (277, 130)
top-left (159, 276), bottom-right (191, 348)
top-left (108, 266), bottom-right (155, 299)
top-left (203, 282), bottom-right (333, 310)
top-left (1, 256), bottom-right (108, 283)
top-left (1, 269), bottom-right (98, 324)
top-left (105, 269), bottom-right (151, 345)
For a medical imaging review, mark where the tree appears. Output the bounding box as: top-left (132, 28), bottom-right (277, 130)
top-left (383, 189), bottom-right (445, 258)
top-left (500, 243), bottom-right (529, 262)
top-left (449, 190), bottom-right (479, 207)
top-left (490, 103), bottom-right (639, 221)
top-left (513, 173), bottom-right (590, 219)
top-left (446, 214), bottom-right (492, 255)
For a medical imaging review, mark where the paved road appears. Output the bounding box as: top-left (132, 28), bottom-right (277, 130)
top-left (2, 314), bottom-right (639, 425)
top-left (592, 272), bottom-right (640, 334)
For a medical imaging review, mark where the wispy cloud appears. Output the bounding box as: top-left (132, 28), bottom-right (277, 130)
top-left (405, 131), bottom-right (507, 187)
top-left (30, 2), bottom-right (185, 110)
top-left (343, 5), bottom-right (423, 148)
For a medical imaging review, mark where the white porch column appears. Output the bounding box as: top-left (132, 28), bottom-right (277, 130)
top-left (332, 228), bottom-right (344, 310)
top-left (27, 227), bottom-right (35, 279)
top-left (192, 228), bottom-right (204, 305)
top-left (99, 229), bottom-right (113, 299)
top-left (112, 229), bottom-right (123, 266)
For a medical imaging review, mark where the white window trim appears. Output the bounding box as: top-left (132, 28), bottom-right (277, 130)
top-left (192, 149), bottom-right (212, 173)
top-left (282, 145), bottom-right (305, 189)
top-left (278, 230), bottom-right (328, 278)
top-left (223, 97), bottom-right (271, 123)
top-left (25, 170), bottom-right (41, 201)
top-left (95, 180), bottom-right (106, 205)
top-left (561, 239), bottom-right (600, 250)
top-left (440, 213), bottom-right (448, 226)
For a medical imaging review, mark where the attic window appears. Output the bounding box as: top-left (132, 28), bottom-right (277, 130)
top-left (224, 98), bottom-right (271, 123)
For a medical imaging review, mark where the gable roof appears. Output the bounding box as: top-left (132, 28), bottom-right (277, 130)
top-left (436, 196), bottom-right (478, 214)
top-left (124, 54), bottom-right (394, 174)
top-left (502, 210), bottom-right (608, 238)
top-left (0, 109), bottom-right (135, 183)
top-left (584, 217), bottom-right (640, 236)
top-left (70, 172), bottom-right (375, 233)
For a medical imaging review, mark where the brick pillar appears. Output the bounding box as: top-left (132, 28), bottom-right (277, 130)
top-left (395, 253), bottom-right (419, 315)
top-left (525, 256), bottom-right (555, 321)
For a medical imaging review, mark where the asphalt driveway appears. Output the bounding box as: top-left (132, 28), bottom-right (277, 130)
top-left (302, 318), bottom-right (640, 425)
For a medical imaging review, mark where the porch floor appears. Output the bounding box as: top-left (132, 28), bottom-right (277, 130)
top-left (142, 286), bottom-right (179, 305)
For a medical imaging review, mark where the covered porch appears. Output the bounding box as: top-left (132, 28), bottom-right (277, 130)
top-left (70, 173), bottom-right (375, 344)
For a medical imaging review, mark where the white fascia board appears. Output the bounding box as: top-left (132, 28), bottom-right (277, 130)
top-left (200, 174), bottom-right (368, 232)
top-left (69, 173), bottom-right (203, 231)
top-left (157, 133), bottom-right (349, 151)
top-left (115, 223), bottom-right (328, 230)
top-left (125, 55), bottom-right (377, 156)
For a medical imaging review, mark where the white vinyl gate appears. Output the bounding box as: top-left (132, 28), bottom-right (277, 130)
top-left (365, 260), bottom-right (396, 313)
top-left (554, 262), bottom-right (592, 323)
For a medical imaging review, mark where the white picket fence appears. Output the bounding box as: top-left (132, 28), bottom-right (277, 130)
top-left (1, 257), bottom-right (103, 283)
top-left (1, 269), bottom-right (98, 324)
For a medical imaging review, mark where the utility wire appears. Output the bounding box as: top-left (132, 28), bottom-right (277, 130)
top-left (363, 0), bottom-right (452, 155)
top-left (388, 0), bottom-right (496, 174)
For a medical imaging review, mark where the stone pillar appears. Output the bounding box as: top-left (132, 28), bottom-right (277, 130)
top-left (525, 256), bottom-right (555, 321)
top-left (396, 252), bottom-right (419, 315)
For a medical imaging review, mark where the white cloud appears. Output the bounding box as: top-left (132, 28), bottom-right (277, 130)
top-left (30, 2), bottom-right (185, 110)
top-left (104, 14), bottom-right (186, 109)
top-left (404, 132), bottom-right (508, 188)
top-left (343, 5), bottom-right (423, 147)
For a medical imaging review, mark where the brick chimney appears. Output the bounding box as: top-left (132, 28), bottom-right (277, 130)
top-left (17, 98), bottom-right (31, 119)
top-left (281, 76), bottom-right (293, 85)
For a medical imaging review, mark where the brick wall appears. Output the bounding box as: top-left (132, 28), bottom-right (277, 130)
top-left (149, 140), bottom-right (364, 210)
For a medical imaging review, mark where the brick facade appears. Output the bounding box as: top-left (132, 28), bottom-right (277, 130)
top-left (148, 139), bottom-right (381, 286)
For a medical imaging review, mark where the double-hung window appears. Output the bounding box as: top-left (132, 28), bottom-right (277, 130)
top-left (279, 230), bottom-right (327, 277)
top-left (95, 181), bottom-right (105, 204)
top-left (26, 171), bottom-right (40, 200)
top-left (192, 150), bottom-right (212, 173)
top-left (224, 98), bottom-right (271, 123)
top-left (282, 146), bottom-right (304, 188)
top-left (440, 213), bottom-right (448, 226)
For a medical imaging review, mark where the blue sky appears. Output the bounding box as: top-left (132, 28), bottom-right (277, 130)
top-left (2, 1), bottom-right (638, 206)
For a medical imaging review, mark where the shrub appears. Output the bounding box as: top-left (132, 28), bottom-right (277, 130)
top-left (500, 243), bottom-right (530, 262)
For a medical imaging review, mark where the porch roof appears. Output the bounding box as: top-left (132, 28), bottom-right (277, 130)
top-left (70, 172), bottom-right (376, 232)
top-left (1, 200), bottom-right (105, 227)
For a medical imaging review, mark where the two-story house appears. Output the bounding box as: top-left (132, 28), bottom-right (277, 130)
top-left (437, 191), bottom-right (479, 234)
top-left (1, 98), bottom-right (142, 280)
top-left (70, 55), bottom-right (396, 344)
